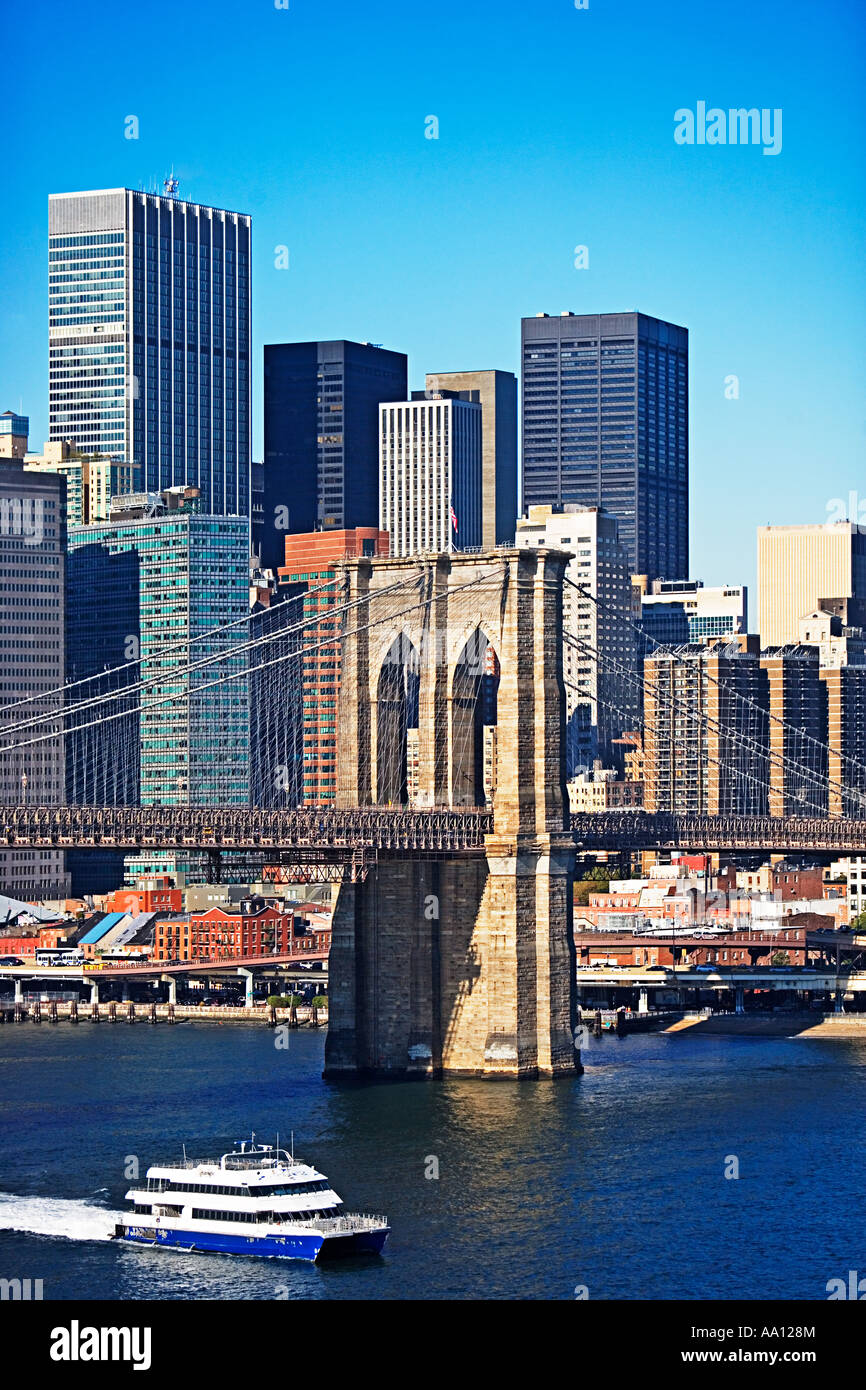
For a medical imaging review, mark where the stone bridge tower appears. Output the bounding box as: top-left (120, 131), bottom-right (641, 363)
top-left (324, 548), bottom-right (577, 1079)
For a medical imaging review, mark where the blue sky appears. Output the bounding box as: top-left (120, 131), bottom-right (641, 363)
top-left (3, 0), bottom-right (864, 602)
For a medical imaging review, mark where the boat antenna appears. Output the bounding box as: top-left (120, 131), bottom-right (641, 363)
top-left (291, 1130), bottom-right (294, 1162)
top-left (182, 1142), bottom-right (187, 1164)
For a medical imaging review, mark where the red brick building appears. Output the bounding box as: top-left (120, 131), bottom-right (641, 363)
top-left (105, 878), bottom-right (182, 915)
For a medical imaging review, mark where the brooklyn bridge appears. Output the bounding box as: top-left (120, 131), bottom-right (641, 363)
top-left (2, 549), bottom-right (865, 1079)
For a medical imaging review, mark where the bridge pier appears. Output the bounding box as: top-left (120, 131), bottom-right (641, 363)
top-left (638, 988), bottom-right (649, 1015)
top-left (324, 845), bottom-right (576, 1079)
top-left (326, 547), bottom-right (578, 1081)
top-left (237, 968), bottom-right (254, 1010)
top-left (735, 986), bottom-right (745, 1016)
top-left (160, 976), bottom-right (177, 1006)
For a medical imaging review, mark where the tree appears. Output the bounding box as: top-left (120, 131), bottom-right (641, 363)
top-left (574, 877), bottom-right (609, 906)
top-left (770, 951), bottom-right (791, 967)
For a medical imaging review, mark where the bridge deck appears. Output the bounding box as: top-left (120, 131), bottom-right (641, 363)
top-left (3, 807), bottom-right (866, 853)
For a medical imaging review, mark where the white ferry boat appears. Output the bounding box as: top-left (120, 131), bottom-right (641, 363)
top-left (115, 1139), bottom-right (389, 1261)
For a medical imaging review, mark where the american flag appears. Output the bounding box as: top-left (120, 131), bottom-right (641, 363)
top-left (450, 502), bottom-right (458, 534)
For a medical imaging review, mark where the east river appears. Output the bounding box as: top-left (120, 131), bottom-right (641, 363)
top-left (1, 1022), bottom-right (863, 1300)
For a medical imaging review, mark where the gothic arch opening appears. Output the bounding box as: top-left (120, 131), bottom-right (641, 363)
top-left (376, 633), bottom-right (420, 805)
top-left (450, 629), bottom-right (500, 807)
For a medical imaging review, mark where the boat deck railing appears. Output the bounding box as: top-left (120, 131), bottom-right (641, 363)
top-left (316, 1213), bottom-right (388, 1234)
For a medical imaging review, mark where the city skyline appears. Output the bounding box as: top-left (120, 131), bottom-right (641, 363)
top-left (3, 0), bottom-right (864, 604)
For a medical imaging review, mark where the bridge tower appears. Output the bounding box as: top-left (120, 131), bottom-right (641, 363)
top-left (325, 549), bottom-right (578, 1079)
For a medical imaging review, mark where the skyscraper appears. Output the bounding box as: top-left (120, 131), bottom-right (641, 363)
top-left (261, 340), bottom-right (407, 572)
top-left (380, 392), bottom-right (482, 556)
top-left (48, 188), bottom-right (251, 516)
top-left (0, 460), bottom-right (69, 898)
top-left (424, 370), bottom-right (518, 546)
top-left (521, 311), bottom-right (689, 580)
top-left (757, 522), bottom-right (866, 646)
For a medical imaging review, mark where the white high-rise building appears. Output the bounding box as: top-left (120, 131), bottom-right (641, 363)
top-left (515, 504), bottom-right (637, 776)
top-left (379, 393), bottom-right (481, 557)
top-left (637, 578), bottom-right (747, 645)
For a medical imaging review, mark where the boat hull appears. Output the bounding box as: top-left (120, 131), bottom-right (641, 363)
top-left (116, 1223), bottom-right (389, 1262)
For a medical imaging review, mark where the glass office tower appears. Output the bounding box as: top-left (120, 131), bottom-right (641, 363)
top-left (261, 339), bottom-right (407, 573)
top-left (49, 188), bottom-right (251, 516)
top-left (521, 312), bottom-right (688, 581)
top-left (66, 501), bottom-right (249, 887)
top-left (67, 506), bottom-right (250, 808)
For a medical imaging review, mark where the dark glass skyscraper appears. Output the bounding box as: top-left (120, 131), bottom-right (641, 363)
top-left (260, 339), bottom-right (407, 572)
top-left (49, 188), bottom-right (251, 517)
top-left (521, 312), bottom-right (688, 580)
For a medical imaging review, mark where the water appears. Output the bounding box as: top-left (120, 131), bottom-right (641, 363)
top-left (0, 1021), bottom-right (863, 1300)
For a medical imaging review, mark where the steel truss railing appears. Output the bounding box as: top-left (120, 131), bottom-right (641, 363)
top-left (0, 804), bottom-right (494, 854)
top-left (4, 805), bottom-right (866, 857)
top-left (570, 810), bottom-right (866, 853)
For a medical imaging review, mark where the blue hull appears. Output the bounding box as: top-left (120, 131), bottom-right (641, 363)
top-left (118, 1224), bottom-right (388, 1262)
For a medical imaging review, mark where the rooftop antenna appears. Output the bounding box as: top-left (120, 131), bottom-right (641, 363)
top-left (164, 168), bottom-right (179, 199)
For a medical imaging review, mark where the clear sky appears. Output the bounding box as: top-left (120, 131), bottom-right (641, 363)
top-left (3, 0), bottom-right (864, 603)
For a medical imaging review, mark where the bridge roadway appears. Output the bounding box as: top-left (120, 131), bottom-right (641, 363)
top-left (4, 806), bottom-right (866, 854)
top-left (575, 965), bottom-right (866, 992)
top-left (0, 952), bottom-right (327, 984)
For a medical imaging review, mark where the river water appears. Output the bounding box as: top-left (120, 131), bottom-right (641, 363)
top-left (1, 1021), bottom-right (862, 1300)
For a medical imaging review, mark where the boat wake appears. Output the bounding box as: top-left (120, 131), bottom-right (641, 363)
top-left (0, 1194), bottom-right (124, 1243)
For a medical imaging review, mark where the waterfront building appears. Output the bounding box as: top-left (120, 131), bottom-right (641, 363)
top-left (636, 578), bottom-right (747, 649)
top-left (521, 312), bottom-right (688, 579)
top-left (48, 187), bottom-right (251, 516)
top-left (643, 637), bottom-right (768, 815)
top-left (278, 527), bottom-right (389, 805)
top-left (515, 503), bottom-right (637, 774)
top-left (152, 901), bottom-right (295, 963)
top-left (66, 488), bottom-right (249, 887)
top-left (261, 340), bottom-right (407, 572)
top-left (379, 391), bottom-right (482, 556)
top-left (424, 370), bottom-right (518, 547)
top-left (0, 411), bottom-right (29, 459)
top-left (0, 460), bottom-right (69, 899)
top-left (757, 522), bottom-right (866, 646)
